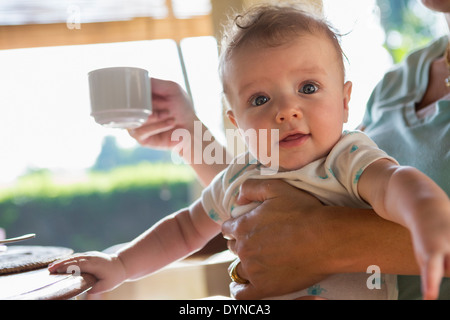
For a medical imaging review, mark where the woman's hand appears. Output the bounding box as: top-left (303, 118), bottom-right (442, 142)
top-left (222, 179), bottom-right (417, 300)
top-left (222, 179), bottom-right (332, 299)
top-left (129, 77), bottom-right (228, 185)
top-left (128, 78), bottom-right (198, 150)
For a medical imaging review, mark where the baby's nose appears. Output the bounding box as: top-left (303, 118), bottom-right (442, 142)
top-left (276, 108), bottom-right (301, 123)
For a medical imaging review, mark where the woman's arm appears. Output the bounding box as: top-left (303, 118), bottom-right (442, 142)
top-left (222, 179), bottom-right (418, 300)
top-left (129, 78), bottom-right (229, 186)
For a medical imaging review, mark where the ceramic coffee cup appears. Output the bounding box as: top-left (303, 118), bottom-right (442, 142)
top-left (88, 67), bottom-right (152, 129)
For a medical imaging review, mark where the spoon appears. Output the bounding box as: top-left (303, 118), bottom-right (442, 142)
top-left (0, 233), bottom-right (36, 245)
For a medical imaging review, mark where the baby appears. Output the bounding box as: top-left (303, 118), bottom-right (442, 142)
top-left (49, 4), bottom-right (450, 300)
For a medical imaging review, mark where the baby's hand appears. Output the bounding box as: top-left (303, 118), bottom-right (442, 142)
top-left (413, 207), bottom-right (450, 300)
top-left (48, 251), bottom-right (127, 294)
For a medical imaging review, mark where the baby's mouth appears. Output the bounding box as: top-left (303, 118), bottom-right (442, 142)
top-left (279, 132), bottom-right (311, 147)
top-left (283, 133), bottom-right (305, 141)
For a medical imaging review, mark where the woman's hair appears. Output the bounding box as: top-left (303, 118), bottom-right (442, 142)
top-left (218, 3), bottom-right (345, 84)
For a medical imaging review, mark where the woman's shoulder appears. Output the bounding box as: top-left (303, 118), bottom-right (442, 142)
top-left (363, 36), bottom-right (447, 123)
top-left (377, 36), bottom-right (446, 100)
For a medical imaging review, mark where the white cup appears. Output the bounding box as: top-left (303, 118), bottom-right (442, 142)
top-left (88, 67), bottom-right (152, 129)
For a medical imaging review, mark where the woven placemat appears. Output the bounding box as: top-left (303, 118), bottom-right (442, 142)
top-left (0, 246), bottom-right (73, 275)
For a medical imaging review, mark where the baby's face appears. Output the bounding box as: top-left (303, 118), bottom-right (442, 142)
top-left (224, 33), bottom-right (352, 171)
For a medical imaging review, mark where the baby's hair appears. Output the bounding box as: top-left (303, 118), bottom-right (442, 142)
top-left (219, 3), bottom-right (346, 84)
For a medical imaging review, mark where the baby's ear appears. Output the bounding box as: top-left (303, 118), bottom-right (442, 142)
top-left (226, 109), bottom-right (238, 128)
top-left (343, 81), bottom-right (352, 123)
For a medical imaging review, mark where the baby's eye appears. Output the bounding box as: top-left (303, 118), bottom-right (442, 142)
top-left (299, 83), bottom-right (318, 94)
top-left (251, 95), bottom-right (270, 106)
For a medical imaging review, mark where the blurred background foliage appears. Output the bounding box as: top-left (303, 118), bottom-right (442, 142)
top-left (376, 0), bottom-right (443, 63)
top-left (0, 137), bottom-right (197, 251)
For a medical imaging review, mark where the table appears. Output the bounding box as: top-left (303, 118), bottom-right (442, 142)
top-left (0, 267), bottom-right (97, 300)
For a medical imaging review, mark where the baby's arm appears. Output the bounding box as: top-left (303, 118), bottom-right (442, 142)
top-left (358, 159), bottom-right (450, 300)
top-left (48, 199), bottom-right (221, 294)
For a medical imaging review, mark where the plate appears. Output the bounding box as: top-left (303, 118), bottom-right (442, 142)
top-left (0, 246), bottom-right (73, 275)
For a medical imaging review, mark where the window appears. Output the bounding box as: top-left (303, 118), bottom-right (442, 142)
top-left (0, 0), bottom-right (219, 184)
top-left (323, 0), bottom-right (446, 130)
top-left (0, 0), bottom-right (445, 251)
top-left (0, 40), bottom-right (186, 182)
top-left (0, 0), bottom-right (219, 251)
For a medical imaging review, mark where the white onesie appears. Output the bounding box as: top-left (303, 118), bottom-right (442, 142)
top-left (201, 130), bottom-right (399, 300)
